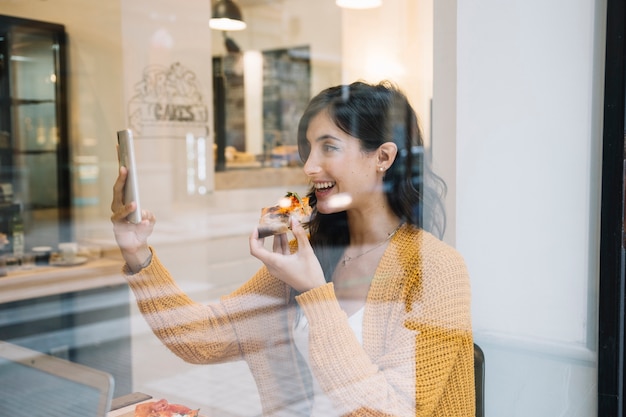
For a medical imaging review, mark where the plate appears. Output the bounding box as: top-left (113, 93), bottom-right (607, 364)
top-left (50, 256), bottom-right (88, 267)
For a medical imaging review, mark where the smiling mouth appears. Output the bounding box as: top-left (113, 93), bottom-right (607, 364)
top-left (314, 182), bottom-right (335, 191)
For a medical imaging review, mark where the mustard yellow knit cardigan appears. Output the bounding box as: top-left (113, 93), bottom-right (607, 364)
top-left (124, 225), bottom-right (474, 416)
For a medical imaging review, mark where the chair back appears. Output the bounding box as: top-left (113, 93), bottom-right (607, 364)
top-left (474, 343), bottom-right (485, 417)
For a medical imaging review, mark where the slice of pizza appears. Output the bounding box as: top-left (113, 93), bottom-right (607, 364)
top-left (257, 191), bottom-right (312, 238)
top-left (134, 398), bottom-right (199, 417)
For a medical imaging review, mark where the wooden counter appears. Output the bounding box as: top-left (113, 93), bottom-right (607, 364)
top-left (215, 166), bottom-right (308, 190)
top-left (0, 254), bottom-right (125, 304)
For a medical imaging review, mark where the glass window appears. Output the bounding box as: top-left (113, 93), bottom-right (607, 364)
top-left (0, 1), bottom-right (610, 416)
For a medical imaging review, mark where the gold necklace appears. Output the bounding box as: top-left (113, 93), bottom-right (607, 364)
top-left (342, 223), bottom-right (402, 266)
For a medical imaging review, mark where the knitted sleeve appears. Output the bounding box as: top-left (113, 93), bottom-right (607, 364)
top-left (123, 247), bottom-right (279, 365)
top-left (295, 228), bottom-right (474, 417)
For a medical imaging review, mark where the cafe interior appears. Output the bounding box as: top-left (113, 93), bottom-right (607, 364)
top-left (0, 0), bottom-right (621, 416)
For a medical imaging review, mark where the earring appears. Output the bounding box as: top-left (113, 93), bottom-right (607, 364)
top-left (379, 167), bottom-right (385, 171)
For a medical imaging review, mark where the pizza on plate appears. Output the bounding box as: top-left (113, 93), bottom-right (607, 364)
top-left (134, 399), bottom-right (199, 417)
top-left (257, 191), bottom-right (312, 238)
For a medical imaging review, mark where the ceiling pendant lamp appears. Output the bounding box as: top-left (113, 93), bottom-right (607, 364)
top-left (209, 0), bottom-right (247, 31)
top-left (336, 0), bottom-right (382, 9)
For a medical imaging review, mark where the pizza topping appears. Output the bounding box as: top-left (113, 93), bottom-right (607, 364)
top-left (263, 191), bottom-right (311, 219)
top-left (257, 191), bottom-right (312, 238)
top-left (272, 191), bottom-right (311, 216)
top-left (134, 399), bottom-right (199, 417)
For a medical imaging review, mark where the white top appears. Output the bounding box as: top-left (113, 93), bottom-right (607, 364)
top-left (293, 307), bottom-right (365, 416)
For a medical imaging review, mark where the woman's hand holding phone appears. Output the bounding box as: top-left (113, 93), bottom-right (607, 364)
top-left (111, 166), bottom-right (155, 272)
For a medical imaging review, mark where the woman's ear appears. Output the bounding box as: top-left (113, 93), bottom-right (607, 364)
top-left (377, 142), bottom-right (398, 168)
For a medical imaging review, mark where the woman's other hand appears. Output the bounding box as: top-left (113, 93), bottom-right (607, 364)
top-left (111, 166), bottom-right (155, 272)
top-left (249, 219), bottom-right (326, 293)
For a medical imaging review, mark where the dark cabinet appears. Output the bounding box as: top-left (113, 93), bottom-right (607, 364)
top-left (0, 14), bottom-right (71, 251)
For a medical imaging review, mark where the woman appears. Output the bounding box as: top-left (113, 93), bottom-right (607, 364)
top-left (111, 80), bottom-right (474, 416)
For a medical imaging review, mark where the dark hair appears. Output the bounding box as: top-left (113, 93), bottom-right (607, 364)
top-left (297, 80), bottom-right (447, 283)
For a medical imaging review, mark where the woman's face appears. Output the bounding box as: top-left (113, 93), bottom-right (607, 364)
top-left (302, 110), bottom-right (383, 214)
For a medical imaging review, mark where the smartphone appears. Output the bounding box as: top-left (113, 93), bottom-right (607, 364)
top-left (117, 129), bottom-right (142, 224)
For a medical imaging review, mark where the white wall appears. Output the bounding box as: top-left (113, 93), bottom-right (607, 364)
top-left (432, 0), bottom-right (458, 246)
top-left (120, 0), bottom-right (214, 219)
top-left (447, 0), bottom-right (606, 415)
top-left (341, 0), bottom-right (434, 144)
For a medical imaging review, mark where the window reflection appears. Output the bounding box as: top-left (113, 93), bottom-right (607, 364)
top-left (0, 0), bottom-right (605, 416)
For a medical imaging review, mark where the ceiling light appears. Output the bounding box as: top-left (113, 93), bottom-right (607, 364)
top-left (336, 0), bottom-right (382, 9)
top-left (209, 0), bottom-right (247, 31)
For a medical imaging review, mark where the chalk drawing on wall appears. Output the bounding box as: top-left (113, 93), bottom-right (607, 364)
top-left (128, 62), bottom-right (209, 138)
